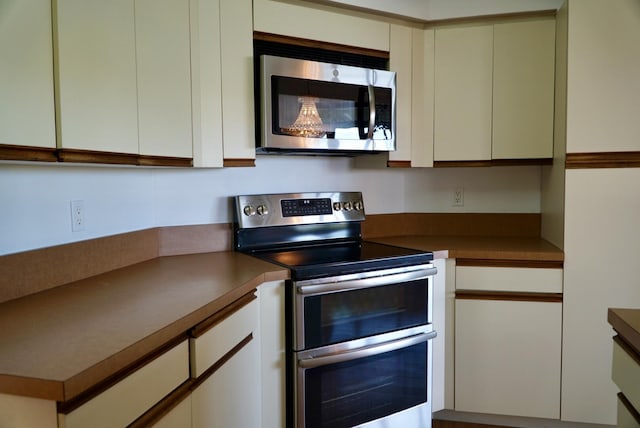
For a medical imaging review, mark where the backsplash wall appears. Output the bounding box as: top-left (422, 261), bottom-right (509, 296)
top-left (0, 157), bottom-right (541, 255)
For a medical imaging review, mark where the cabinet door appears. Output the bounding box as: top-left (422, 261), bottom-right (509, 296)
top-left (219, 0), bottom-right (255, 162)
top-left (135, 0), bottom-right (193, 158)
top-left (434, 25), bottom-right (493, 161)
top-left (455, 298), bottom-right (561, 419)
top-left (388, 24), bottom-right (413, 164)
top-left (54, 0), bottom-right (139, 154)
top-left (492, 18), bottom-right (555, 159)
top-left (0, 0), bottom-right (56, 149)
top-left (149, 396), bottom-right (192, 428)
top-left (192, 337), bottom-right (261, 428)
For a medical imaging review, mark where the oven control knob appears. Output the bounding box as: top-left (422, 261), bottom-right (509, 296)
top-left (333, 202), bottom-right (342, 211)
top-left (354, 200), bottom-right (363, 211)
top-left (243, 205), bottom-right (256, 216)
top-left (256, 204), bottom-right (269, 216)
top-left (342, 201), bottom-right (353, 211)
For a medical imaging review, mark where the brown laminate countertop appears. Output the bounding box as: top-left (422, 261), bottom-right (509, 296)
top-left (0, 251), bottom-right (288, 402)
top-left (608, 308), bottom-right (640, 356)
top-left (369, 235), bottom-right (564, 262)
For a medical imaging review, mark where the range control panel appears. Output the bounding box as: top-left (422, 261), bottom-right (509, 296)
top-left (235, 192), bottom-right (365, 229)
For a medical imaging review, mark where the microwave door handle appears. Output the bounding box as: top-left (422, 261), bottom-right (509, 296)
top-left (367, 84), bottom-right (376, 139)
top-left (298, 331), bottom-right (437, 369)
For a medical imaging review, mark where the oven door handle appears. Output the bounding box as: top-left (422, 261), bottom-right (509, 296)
top-left (298, 331), bottom-right (436, 369)
top-left (297, 267), bottom-right (437, 296)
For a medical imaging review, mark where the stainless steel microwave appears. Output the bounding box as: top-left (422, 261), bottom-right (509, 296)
top-left (257, 55), bottom-right (396, 155)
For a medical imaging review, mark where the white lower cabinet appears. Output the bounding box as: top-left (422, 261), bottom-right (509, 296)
top-left (454, 264), bottom-right (562, 419)
top-left (58, 340), bottom-right (190, 428)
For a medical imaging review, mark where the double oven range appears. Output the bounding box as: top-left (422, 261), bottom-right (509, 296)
top-left (234, 192), bottom-right (437, 428)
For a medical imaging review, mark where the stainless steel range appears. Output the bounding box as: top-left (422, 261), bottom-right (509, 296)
top-left (234, 192), bottom-right (437, 428)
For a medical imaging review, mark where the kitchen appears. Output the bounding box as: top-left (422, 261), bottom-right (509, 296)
top-left (1, 0), bottom-right (640, 427)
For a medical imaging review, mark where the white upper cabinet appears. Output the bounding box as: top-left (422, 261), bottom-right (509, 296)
top-left (434, 25), bottom-right (493, 161)
top-left (135, 0), bottom-right (193, 158)
top-left (388, 24), bottom-right (413, 164)
top-left (54, 0), bottom-right (193, 159)
top-left (54, 0), bottom-right (140, 154)
top-left (0, 0), bottom-right (56, 149)
top-left (433, 17), bottom-right (555, 163)
top-left (253, 0), bottom-right (389, 51)
top-left (492, 18), bottom-right (555, 159)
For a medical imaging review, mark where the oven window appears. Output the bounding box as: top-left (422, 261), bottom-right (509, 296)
top-left (304, 279), bottom-right (428, 349)
top-left (303, 341), bottom-right (427, 428)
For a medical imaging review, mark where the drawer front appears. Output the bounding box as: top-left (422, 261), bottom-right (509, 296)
top-left (456, 266), bottom-right (563, 293)
top-left (612, 339), bottom-right (640, 413)
top-left (617, 393), bottom-right (640, 428)
top-left (190, 298), bottom-right (258, 377)
top-left (59, 340), bottom-right (189, 428)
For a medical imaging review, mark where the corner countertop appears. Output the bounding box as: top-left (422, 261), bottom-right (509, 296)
top-left (369, 235), bottom-right (564, 262)
top-left (0, 251), bottom-right (288, 402)
top-left (608, 308), bottom-right (640, 356)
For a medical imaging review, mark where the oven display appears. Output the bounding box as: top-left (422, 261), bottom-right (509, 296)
top-left (281, 198), bottom-right (332, 217)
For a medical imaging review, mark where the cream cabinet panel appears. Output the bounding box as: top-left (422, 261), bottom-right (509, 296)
top-left (456, 266), bottom-right (562, 293)
top-left (190, 0), bottom-right (224, 167)
top-left (253, 0), bottom-right (389, 51)
top-left (135, 0), bottom-right (193, 158)
top-left (258, 281), bottom-right (286, 428)
top-left (190, 298), bottom-right (258, 377)
top-left (0, 393), bottom-right (57, 428)
top-left (388, 24), bottom-right (413, 164)
top-left (434, 25), bottom-right (493, 161)
top-left (0, 0), bottom-right (56, 148)
top-left (566, 0), bottom-right (640, 153)
top-left (192, 334), bottom-right (261, 428)
top-left (455, 299), bottom-right (561, 419)
top-left (411, 28), bottom-right (435, 168)
top-left (58, 340), bottom-right (189, 428)
top-left (612, 340), bottom-right (640, 413)
top-left (219, 0), bottom-right (255, 161)
top-left (492, 18), bottom-right (555, 159)
top-left (54, 0), bottom-right (139, 154)
top-left (149, 395), bottom-right (192, 428)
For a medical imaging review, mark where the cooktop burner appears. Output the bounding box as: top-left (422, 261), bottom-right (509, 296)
top-left (248, 240), bottom-right (433, 280)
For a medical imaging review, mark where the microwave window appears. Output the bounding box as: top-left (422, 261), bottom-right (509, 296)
top-left (271, 76), bottom-right (392, 140)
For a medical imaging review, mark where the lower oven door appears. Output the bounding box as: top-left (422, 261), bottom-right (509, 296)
top-left (295, 325), bottom-right (436, 428)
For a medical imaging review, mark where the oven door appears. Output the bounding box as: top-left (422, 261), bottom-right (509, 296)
top-left (292, 264), bottom-right (436, 351)
top-left (295, 325), bottom-right (436, 428)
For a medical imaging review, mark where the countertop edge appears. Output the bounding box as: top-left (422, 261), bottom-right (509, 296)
top-left (608, 308), bottom-right (640, 356)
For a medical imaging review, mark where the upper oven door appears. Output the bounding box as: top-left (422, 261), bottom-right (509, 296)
top-left (259, 55), bottom-right (396, 154)
top-left (292, 264), bottom-right (435, 351)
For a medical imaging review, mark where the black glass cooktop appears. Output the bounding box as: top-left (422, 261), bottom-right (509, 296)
top-left (248, 241), bottom-right (433, 280)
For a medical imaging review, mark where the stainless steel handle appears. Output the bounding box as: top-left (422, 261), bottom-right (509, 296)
top-left (297, 266), bottom-right (437, 296)
top-left (367, 84), bottom-right (376, 139)
top-left (298, 331), bottom-right (437, 369)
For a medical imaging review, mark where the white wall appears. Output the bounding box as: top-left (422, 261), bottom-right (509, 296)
top-left (0, 157), bottom-right (541, 255)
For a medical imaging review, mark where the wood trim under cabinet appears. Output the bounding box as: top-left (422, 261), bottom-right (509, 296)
top-left (0, 145), bottom-right (58, 162)
top-left (190, 333), bottom-right (254, 390)
top-left (565, 152), bottom-right (640, 169)
top-left (455, 290), bottom-right (563, 303)
top-left (128, 380), bottom-right (192, 428)
top-left (434, 158), bottom-right (552, 168)
top-left (253, 31), bottom-right (389, 59)
top-left (456, 258), bottom-right (563, 269)
top-left (387, 160), bottom-right (412, 168)
top-left (138, 155), bottom-right (192, 167)
top-left (190, 292), bottom-right (257, 338)
top-left (57, 148), bottom-right (139, 165)
top-left (223, 158), bottom-right (256, 167)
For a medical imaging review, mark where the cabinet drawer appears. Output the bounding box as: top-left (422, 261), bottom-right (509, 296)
top-left (612, 338), bottom-right (640, 413)
top-left (617, 393), bottom-right (640, 428)
top-left (58, 339), bottom-right (189, 428)
top-left (456, 266), bottom-right (562, 293)
top-left (190, 296), bottom-right (258, 377)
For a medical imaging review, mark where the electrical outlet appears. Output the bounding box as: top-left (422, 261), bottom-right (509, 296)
top-left (70, 200), bottom-right (85, 232)
top-left (453, 187), bottom-right (464, 207)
